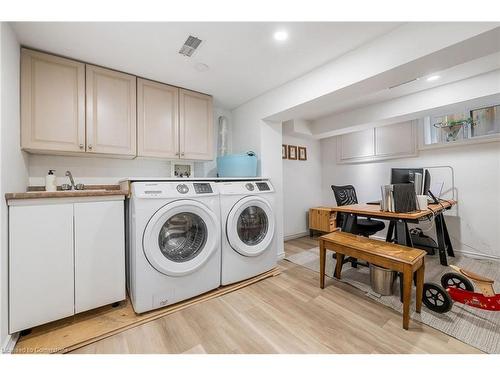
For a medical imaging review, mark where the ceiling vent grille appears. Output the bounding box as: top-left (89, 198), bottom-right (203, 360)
top-left (179, 35), bottom-right (202, 57)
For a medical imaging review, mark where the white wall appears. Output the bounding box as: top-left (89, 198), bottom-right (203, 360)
top-left (321, 136), bottom-right (500, 260)
top-left (0, 22), bottom-right (29, 349)
top-left (28, 107), bottom-right (231, 185)
top-left (282, 134), bottom-right (322, 238)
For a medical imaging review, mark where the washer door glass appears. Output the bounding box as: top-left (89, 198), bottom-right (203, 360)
top-left (143, 200), bottom-right (220, 276)
top-left (158, 212), bottom-right (207, 263)
top-left (237, 206), bottom-right (268, 246)
top-left (227, 196), bottom-right (275, 257)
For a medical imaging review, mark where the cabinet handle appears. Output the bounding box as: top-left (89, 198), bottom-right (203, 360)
top-left (175, 152), bottom-right (180, 156)
top-left (79, 144), bottom-right (84, 150)
top-left (180, 152), bottom-right (185, 157)
top-left (88, 145), bottom-right (93, 151)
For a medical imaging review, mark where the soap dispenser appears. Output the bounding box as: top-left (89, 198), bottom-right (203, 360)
top-left (45, 170), bottom-right (57, 192)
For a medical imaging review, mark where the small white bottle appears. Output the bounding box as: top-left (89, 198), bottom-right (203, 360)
top-left (45, 169), bottom-right (57, 192)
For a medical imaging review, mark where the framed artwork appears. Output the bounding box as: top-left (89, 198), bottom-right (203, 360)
top-left (298, 146), bottom-right (307, 161)
top-left (282, 144), bottom-right (288, 159)
top-left (288, 145), bottom-right (297, 160)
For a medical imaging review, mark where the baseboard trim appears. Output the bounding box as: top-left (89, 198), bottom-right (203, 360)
top-left (284, 232), bottom-right (309, 241)
top-left (370, 235), bottom-right (500, 261)
top-left (2, 333), bottom-right (19, 354)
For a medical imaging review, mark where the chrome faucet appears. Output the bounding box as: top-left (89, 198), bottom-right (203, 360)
top-left (63, 170), bottom-right (84, 190)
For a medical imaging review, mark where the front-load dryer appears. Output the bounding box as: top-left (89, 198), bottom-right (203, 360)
top-left (127, 181), bottom-right (221, 313)
top-left (217, 180), bottom-right (277, 285)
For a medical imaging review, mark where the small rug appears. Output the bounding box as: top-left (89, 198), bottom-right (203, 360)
top-left (286, 248), bottom-right (500, 353)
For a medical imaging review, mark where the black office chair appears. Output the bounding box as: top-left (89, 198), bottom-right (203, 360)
top-left (331, 185), bottom-right (386, 268)
top-left (331, 185), bottom-right (385, 236)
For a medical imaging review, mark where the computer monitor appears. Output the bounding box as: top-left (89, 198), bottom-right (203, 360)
top-left (390, 168), bottom-right (424, 185)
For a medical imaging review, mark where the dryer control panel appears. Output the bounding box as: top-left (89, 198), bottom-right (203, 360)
top-left (132, 182), bottom-right (218, 198)
top-left (217, 180), bottom-right (273, 195)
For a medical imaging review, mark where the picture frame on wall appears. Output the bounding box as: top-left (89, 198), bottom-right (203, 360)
top-left (282, 144), bottom-right (288, 159)
top-left (288, 145), bottom-right (297, 160)
top-left (298, 146), bottom-right (307, 161)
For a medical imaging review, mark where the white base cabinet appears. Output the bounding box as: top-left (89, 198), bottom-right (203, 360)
top-left (9, 197), bottom-right (125, 333)
top-left (9, 204), bottom-right (75, 333)
top-left (74, 201), bottom-right (125, 313)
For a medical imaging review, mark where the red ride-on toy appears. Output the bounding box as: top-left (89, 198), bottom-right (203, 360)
top-left (422, 265), bottom-right (500, 313)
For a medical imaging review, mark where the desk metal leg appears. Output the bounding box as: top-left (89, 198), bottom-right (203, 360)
top-left (441, 214), bottom-right (455, 257)
top-left (435, 214), bottom-right (448, 266)
top-left (342, 213), bottom-right (356, 233)
top-left (386, 221), bottom-right (395, 242)
top-left (341, 213), bottom-right (358, 268)
top-left (395, 220), bottom-right (413, 302)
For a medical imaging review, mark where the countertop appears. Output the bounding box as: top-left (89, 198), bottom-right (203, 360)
top-left (119, 177), bottom-right (269, 183)
top-left (5, 184), bottom-right (129, 201)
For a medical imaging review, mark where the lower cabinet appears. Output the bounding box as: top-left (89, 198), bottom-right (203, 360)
top-left (74, 201), bottom-right (125, 313)
top-left (9, 198), bottom-right (125, 333)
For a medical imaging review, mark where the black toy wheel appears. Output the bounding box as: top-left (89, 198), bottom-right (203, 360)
top-left (441, 272), bottom-right (474, 291)
top-left (422, 283), bottom-right (453, 313)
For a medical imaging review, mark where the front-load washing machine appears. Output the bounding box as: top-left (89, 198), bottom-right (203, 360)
top-left (218, 180), bottom-right (277, 285)
top-left (127, 181), bottom-right (221, 313)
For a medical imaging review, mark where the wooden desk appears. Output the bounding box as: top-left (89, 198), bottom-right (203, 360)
top-left (319, 231), bottom-right (426, 330)
top-left (331, 200), bottom-right (456, 266)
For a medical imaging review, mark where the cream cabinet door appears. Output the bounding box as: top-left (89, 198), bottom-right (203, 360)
top-left (86, 65), bottom-right (137, 156)
top-left (137, 79), bottom-right (179, 158)
top-left (179, 89), bottom-right (214, 160)
top-left (21, 49), bottom-right (86, 152)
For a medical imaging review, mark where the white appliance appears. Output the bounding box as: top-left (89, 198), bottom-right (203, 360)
top-left (127, 181), bottom-right (221, 313)
top-left (218, 180), bottom-right (277, 285)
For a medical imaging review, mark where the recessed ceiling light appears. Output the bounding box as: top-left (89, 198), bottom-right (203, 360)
top-left (194, 62), bottom-right (209, 72)
top-left (273, 30), bottom-right (288, 42)
top-left (426, 75), bottom-right (441, 82)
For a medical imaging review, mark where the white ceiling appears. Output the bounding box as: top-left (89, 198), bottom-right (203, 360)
top-left (266, 26), bottom-right (500, 125)
top-left (11, 22), bottom-right (400, 109)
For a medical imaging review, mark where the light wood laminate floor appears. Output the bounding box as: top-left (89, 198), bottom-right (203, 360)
top-left (71, 237), bottom-right (481, 354)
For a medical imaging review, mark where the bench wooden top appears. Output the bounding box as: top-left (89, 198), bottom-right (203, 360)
top-left (330, 200), bottom-right (456, 221)
top-left (320, 231), bottom-right (426, 266)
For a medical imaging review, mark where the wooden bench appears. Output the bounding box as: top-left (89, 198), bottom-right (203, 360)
top-left (319, 231), bottom-right (426, 330)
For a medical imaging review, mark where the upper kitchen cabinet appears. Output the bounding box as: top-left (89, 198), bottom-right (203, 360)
top-left (21, 49), bottom-right (86, 153)
top-left (137, 78), bottom-right (179, 158)
top-left (179, 89), bottom-right (214, 160)
top-left (86, 65), bottom-right (137, 157)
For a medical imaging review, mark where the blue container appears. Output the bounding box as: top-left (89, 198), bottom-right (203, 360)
top-left (217, 151), bottom-right (258, 177)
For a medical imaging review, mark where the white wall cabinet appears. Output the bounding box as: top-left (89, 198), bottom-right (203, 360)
top-left (9, 198), bottom-right (125, 333)
top-left (86, 65), bottom-right (137, 156)
top-left (179, 89), bottom-right (214, 160)
top-left (337, 121), bottom-right (417, 163)
top-left (137, 78), bottom-right (179, 158)
top-left (21, 49), bottom-right (86, 153)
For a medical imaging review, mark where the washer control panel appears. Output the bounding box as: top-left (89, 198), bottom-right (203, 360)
top-left (132, 181), bottom-right (218, 198)
top-left (193, 183), bottom-right (213, 194)
top-left (245, 183), bottom-right (255, 191)
top-left (176, 184), bottom-right (189, 194)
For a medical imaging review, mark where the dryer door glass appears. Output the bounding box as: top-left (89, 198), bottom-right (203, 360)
top-left (236, 206), bottom-right (269, 246)
top-left (158, 212), bottom-right (207, 262)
